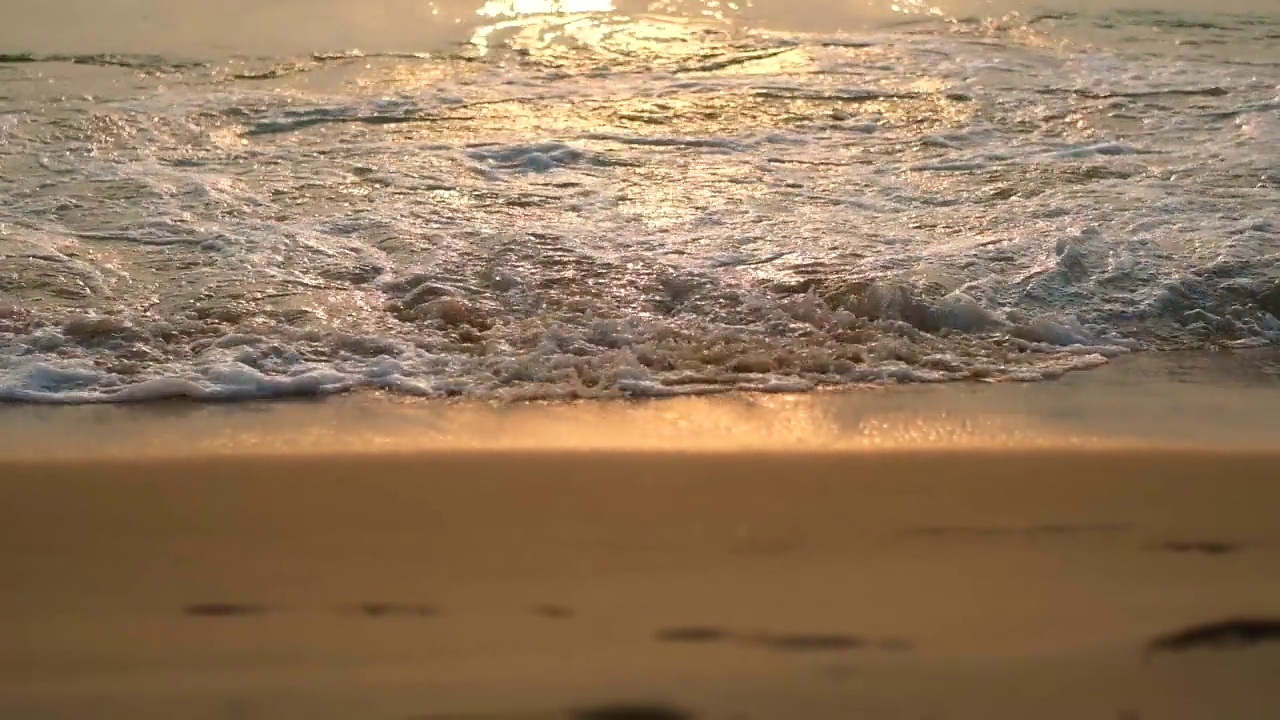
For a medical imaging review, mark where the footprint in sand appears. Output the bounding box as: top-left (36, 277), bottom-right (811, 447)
top-left (1154, 540), bottom-right (1240, 555)
top-left (654, 626), bottom-right (912, 652)
top-left (182, 603), bottom-right (273, 617)
top-left (1147, 617), bottom-right (1280, 653)
top-left (340, 602), bottom-right (439, 618)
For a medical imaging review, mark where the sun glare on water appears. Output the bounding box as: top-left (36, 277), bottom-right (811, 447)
top-left (466, 0), bottom-right (738, 56)
top-left (889, 0), bottom-right (945, 16)
top-left (477, 0), bottom-right (617, 17)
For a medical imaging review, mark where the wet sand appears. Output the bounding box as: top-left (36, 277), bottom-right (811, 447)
top-left (2, 352), bottom-right (1280, 719)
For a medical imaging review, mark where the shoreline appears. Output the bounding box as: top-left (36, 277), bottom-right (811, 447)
top-left (2, 350), bottom-right (1277, 459)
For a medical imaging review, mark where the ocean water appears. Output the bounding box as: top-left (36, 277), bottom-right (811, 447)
top-left (0, 0), bottom-right (1276, 402)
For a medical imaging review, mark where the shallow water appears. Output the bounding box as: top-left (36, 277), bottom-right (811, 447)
top-left (1, 0), bottom-right (1277, 401)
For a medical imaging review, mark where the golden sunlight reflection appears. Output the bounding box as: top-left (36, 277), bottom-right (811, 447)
top-left (469, 0), bottom-right (613, 52)
top-left (467, 0), bottom-right (951, 24)
top-left (15, 393), bottom-right (1127, 459)
top-left (462, 0), bottom-right (963, 58)
top-left (477, 0), bottom-right (616, 17)
top-left (466, 0), bottom-right (739, 57)
top-left (889, 0), bottom-right (944, 16)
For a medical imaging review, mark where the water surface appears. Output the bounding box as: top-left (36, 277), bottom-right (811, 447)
top-left (1, 0), bottom-right (1276, 401)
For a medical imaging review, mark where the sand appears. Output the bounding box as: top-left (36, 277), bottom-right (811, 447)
top-left (2, 352), bottom-right (1279, 719)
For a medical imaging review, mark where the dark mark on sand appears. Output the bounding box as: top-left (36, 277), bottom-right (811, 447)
top-left (754, 633), bottom-right (864, 652)
top-left (344, 602), bottom-right (438, 618)
top-left (1147, 617), bottom-right (1280, 653)
top-left (655, 626), bottom-right (909, 652)
top-left (532, 604), bottom-right (576, 619)
top-left (1156, 541), bottom-right (1239, 555)
top-left (184, 603), bottom-right (271, 617)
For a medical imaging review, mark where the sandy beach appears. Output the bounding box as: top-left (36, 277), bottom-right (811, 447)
top-left (2, 352), bottom-right (1279, 719)
top-left (4, 0), bottom-right (1280, 712)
